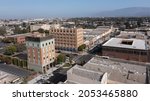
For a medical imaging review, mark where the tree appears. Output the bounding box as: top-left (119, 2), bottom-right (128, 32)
top-left (0, 27), bottom-right (6, 36)
top-left (4, 56), bottom-right (11, 64)
top-left (38, 28), bottom-right (44, 33)
top-left (13, 26), bottom-right (22, 34)
top-left (2, 38), bottom-right (15, 43)
top-left (15, 44), bottom-right (26, 52)
top-left (78, 44), bottom-right (86, 51)
top-left (13, 26), bottom-right (29, 34)
top-left (57, 54), bottom-right (66, 64)
top-left (4, 45), bottom-right (17, 55)
top-left (44, 30), bottom-right (49, 34)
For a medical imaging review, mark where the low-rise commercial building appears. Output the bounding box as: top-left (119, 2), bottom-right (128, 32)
top-left (66, 65), bottom-right (107, 84)
top-left (30, 24), bottom-right (51, 32)
top-left (66, 57), bottom-right (149, 84)
top-left (5, 33), bottom-right (33, 44)
top-left (83, 26), bottom-right (113, 49)
top-left (117, 31), bottom-right (146, 39)
top-left (102, 38), bottom-right (149, 62)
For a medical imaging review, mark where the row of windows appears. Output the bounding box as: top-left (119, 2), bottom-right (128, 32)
top-left (56, 40), bottom-right (76, 43)
top-left (56, 44), bottom-right (75, 46)
top-left (28, 56), bottom-right (55, 60)
top-left (55, 33), bottom-right (76, 36)
top-left (55, 37), bottom-right (75, 39)
top-left (43, 57), bottom-right (55, 60)
top-left (103, 48), bottom-right (147, 55)
top-left (51, 29), bottom-right (76, 33)
top-left (28, 49), bottom-right (55, 55)
top-left (56, 47), bottom-right (77, 52)
top-left (42, 41), bottom-right (54, 47)
top-left (27, 41), bottom-right (54, 47)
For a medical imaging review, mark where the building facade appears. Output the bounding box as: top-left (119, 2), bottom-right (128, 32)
top-left (49, 28), bottom-right (83, 52)
top-left (6, 33), bottom-right (32, 44)
top-left (26, 36), bottom-right (55, 73)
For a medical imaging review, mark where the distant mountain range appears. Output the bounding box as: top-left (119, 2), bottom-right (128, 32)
top-left (96, 7), bottom-right (150, 17)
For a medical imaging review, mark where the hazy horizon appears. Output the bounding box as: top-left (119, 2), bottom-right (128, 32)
top-left (0, 0), bottom-right (150, 19)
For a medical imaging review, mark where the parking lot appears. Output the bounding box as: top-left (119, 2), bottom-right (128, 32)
top-left (0, 64), bottom-right (31, 77)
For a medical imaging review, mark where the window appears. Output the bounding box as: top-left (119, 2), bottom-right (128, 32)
top-left (46, 43), bottom-right (47, 46)
top-left (37, 44), bottom-right (39, 47)
top-left (49, 42), bottom-right (51, 45)
top-left (43, 44), bottom-right (44, 47)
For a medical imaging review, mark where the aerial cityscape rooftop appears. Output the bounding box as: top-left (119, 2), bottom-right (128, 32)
top-left (103, 38), bottom-right (147, 50)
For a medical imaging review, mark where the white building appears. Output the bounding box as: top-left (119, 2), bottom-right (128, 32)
top-left (30, 24), bottom-right (51, 32)
top-left (66, 65), bottom-right (108, 84)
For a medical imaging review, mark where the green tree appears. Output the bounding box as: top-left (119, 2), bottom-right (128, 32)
top-left (2, 38), bottom-right (15, 43)
top-left (12, 58), bottom-right (18, 65)
top-left (4, 56), bottom-right (11, 64)
top-left (78, 44), bottom-right (86, 51)
top-left (4, 45), bottom-right (17, 55)
top-left (44, 30), bottom-right (49, 36)
top-left (20, 60), bottom-right (24, 68)
top-left (57, 54), bottom-right (66, 64)
top-left (13, 26), bottom-right (29, 34)
top-left (44, 30), bottom-right (49, 34)
top-left (0, 27), bottom-right (6, 36)
top-left (13, 26), bottom-right (22, 34)
top-left (15, 44), bottom-right (26, 52)
top-left (38, 28), bottom-right (44, 33)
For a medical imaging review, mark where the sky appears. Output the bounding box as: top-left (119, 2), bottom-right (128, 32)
top-left (0, 0), bottom-right (150, 19)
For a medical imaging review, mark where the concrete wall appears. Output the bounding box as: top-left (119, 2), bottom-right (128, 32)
top-left (67, 72), bottom-right (101, 84)
top-left (101, 73), bottom-right (108, 84)
top-left (28, 63), bottom-right (42, 73)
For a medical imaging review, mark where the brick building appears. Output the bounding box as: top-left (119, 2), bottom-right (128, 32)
top-left (49, 28), bottom-right (83, 52)
top-left (26, 35), bottom-right (55, 73)
top-left (102, 38), bottom-right (149, 62)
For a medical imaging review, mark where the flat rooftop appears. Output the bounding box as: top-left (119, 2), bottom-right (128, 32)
top-left (26, 35), bottom-right (54, 42)
top-left (66, 65), bottom-right (105, 84)
top-left (6, 33), bottom-right (32, 38)
top-left (82, 57), bottom-right (148, 84)
top-left (103, 38), bottom-right (147, 50)
top-left (0, 70), bottom-right (19, 84)
top-left (70, 65), bottom-right (104, 80)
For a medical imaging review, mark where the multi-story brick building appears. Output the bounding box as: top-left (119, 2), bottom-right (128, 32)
top-left (102, 38), bottom-right (149, 62)
top-left (6, 33), bottom-right (32, 44)
top-left (26, 35), bottom-right (55, 73)
top-left (49, 28), bottom-right (83, 52)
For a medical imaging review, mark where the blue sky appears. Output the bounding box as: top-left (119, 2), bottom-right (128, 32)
top-left (0, 0), bottom-right (150, 19)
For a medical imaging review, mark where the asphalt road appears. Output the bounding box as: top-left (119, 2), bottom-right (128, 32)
top-left (0, 64), bottom-right (31, 77)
